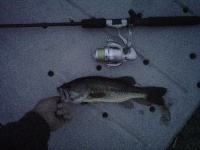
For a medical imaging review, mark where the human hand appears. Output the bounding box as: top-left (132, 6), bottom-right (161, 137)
top-left (33, 96), bottom-right (72, 131)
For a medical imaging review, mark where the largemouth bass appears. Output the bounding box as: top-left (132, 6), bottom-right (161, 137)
top-left (57, 76), bottom-right (167, 106)
top-left (57, 76), bottom-right (171, 125)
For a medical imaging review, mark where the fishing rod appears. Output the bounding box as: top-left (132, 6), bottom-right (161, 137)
top-left (0, 10), bottom-right (199, 28)
top-left (1, 9), bottom-right (199, 66)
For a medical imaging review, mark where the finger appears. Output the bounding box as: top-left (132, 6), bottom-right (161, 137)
top-left (57, 103), bottom-right (64, 109)
top-left (57, 101), bottom-right (68, 109)
top-left (63, 114), bottom-right (73, 121)
top-left (50, 118), bottom-right (66, 131)
top-left (56, 108), bottom-right (69, 116)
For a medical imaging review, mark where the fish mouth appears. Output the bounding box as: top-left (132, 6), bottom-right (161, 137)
top-left (57, 87), bottom-right (84, 103)
top-left (57, 87), bottom-right (70, 101)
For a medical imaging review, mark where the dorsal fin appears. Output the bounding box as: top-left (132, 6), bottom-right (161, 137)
top-left (116, 76), bottom-right (136, 86)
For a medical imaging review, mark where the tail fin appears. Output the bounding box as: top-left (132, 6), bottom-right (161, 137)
top-left (144, 87), bottom-right (167, 106)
